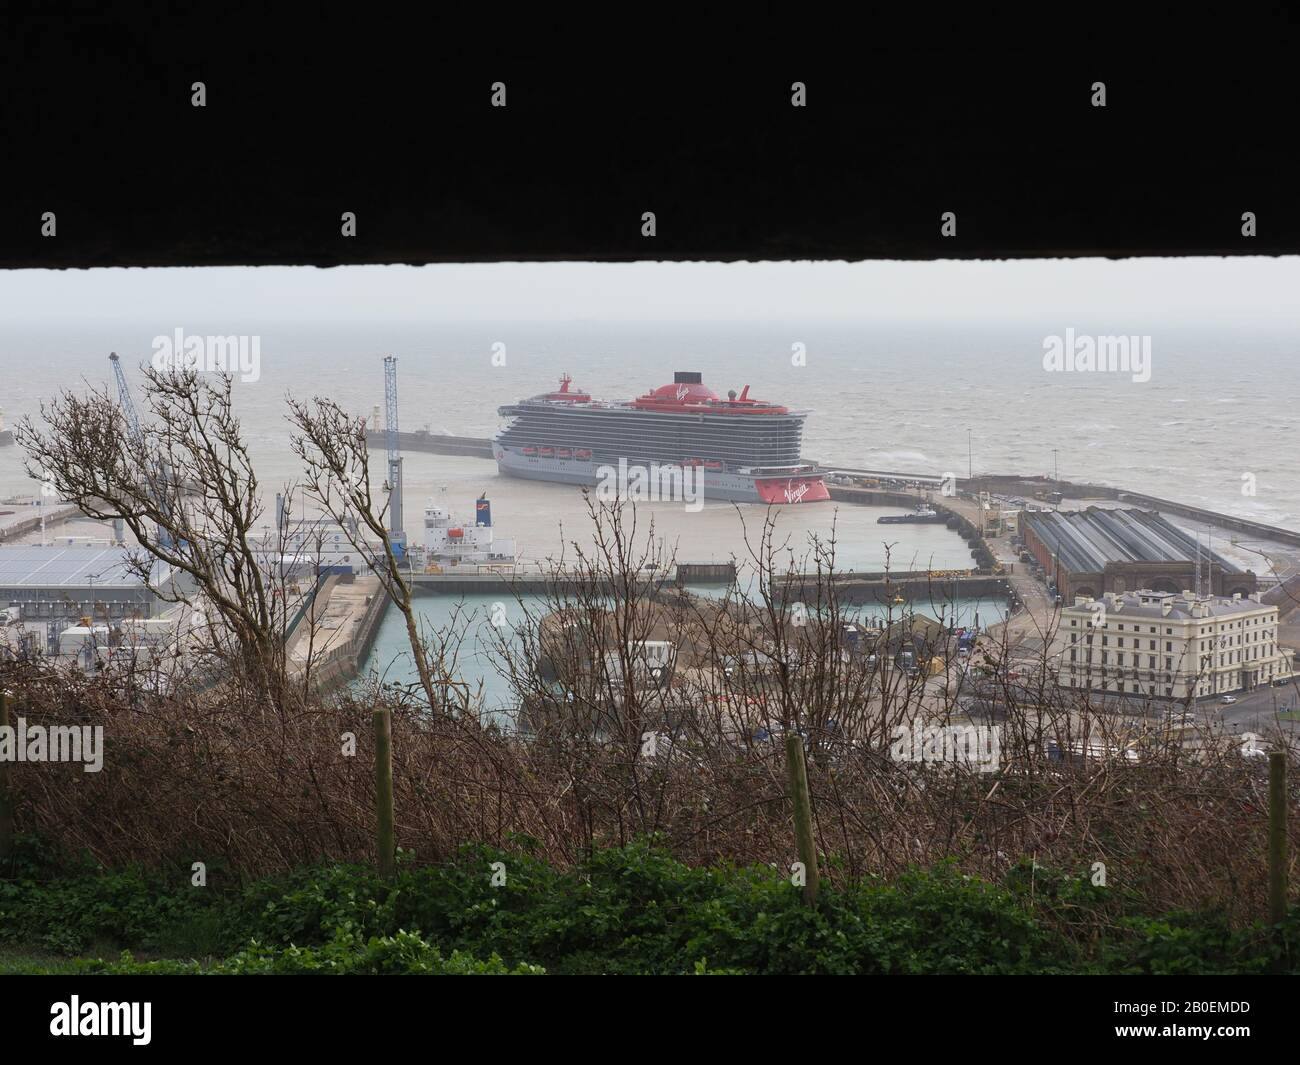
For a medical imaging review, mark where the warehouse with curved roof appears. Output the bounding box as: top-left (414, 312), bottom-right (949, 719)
top-left (1021, 508), bottom-right (1256, 602)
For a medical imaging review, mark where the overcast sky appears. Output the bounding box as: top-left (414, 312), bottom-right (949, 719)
top-left (3, 258), bottom-right (1298, 326)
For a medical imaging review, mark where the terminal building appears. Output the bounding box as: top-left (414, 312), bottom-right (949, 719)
top-left (1021, 507), bottom-right (1256, 602)
top-left (0, 543), bottom-right (176, 663)
top-left (1050, 588), bottom-right (1289, 700)
top-left (0, 543), bottom-right (170, 622)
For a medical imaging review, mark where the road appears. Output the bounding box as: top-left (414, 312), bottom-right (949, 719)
top-left (1202, 680), bottom-right (1300, 741)
top-left (896, 487), bottom-right (1300, 747)
top-left (908, 487), bottom-right (1060, 644)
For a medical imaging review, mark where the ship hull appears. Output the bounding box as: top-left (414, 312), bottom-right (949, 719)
top-left (495, 447), bottom-right (828, 504)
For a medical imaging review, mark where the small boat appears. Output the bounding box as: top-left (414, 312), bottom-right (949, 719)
top-left (556, 448), bottom-right (572, 459)
top-left (878, 505), bottom-right (946, 525)
top-left (522, 446), bottom-right (537, 456)
top-left (538, 446), bottom-right (555, 457)
top-left (575, 448), bottom-right (593, 460)
top-left (704, 460), bottom-right (723, 471)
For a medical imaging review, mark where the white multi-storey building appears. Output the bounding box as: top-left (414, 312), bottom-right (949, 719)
top-left (1051, 589), bottom-right (1290, 700)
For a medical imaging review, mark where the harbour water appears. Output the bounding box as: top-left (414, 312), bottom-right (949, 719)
top-left (360, 590), bottom-right (1009, 713)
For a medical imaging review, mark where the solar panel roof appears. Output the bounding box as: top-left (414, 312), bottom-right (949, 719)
top-left (0, 545), bottom-right (169, 589)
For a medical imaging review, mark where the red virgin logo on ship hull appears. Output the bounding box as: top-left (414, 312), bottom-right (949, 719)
top-left (755, 477), bottom-right (830, 504)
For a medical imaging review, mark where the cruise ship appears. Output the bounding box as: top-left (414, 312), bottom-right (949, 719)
top-left (494, 372), bottom-right (829, 504)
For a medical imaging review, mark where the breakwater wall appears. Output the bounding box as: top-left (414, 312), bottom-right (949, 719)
top-left (1114, 491), bottom-right (1300, 548)
top-left (0, 504), bottom-right (84, 542)
top-left (828, 487), bottom-right (998, 572)
top-left (826, 487), bottom-right (918, 508)
top-left (284, 576), bottom-right (390, 690)
top-left (780, 572), bottom-right (1010, 606)
top-left (410, 571), bottom-right (671, 596)
top-left (308, 583), bottom-right (389, 689)
top-left (676, 562), bottom-right (738, 584)
top-left (366, 430), bottom-right (494, 459)
top-left (966, 474), bottom-right (1300, 546)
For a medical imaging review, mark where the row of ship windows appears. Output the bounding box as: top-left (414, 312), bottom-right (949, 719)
top-left (508, 409), bottom-right (806, 424)
top-left (502, 416), bottom-right (804, 433)
top-left (500, 431), bottom-right (804, 449)
top-left (502, 443), bottom-right (801, 462)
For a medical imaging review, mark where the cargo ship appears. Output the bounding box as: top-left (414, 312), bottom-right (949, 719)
top-left (413, 494), bottom-right (518, 573)
top-left (494, 372), bottom-right (829, 504)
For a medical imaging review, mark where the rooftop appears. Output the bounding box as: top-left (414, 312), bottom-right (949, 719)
top-left (1022, 507), bottom-right (1244, 574)
top-left (1065, 588), bottom-right (1274, 621)
top-left (0, 545), bottom-right (168, 589)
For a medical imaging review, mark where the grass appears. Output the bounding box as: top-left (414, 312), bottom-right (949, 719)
top-left (3, 838), bottom-right (1296, 975)
top-left (0, 942), bottom-right (223, 975)
top-left (0, 946), bottom-right (92, 975)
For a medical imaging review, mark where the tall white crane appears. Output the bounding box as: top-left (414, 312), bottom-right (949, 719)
top-left (383, 355), bottom-right (405, 552)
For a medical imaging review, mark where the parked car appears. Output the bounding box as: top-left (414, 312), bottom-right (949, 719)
top-left (1220, 694), bottom-right (1238, 704)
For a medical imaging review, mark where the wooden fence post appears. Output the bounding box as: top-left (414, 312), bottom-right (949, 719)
top-left (785, 732), bottom-right (820, 906)
top-left (1269, 751), bottom-right (1287, 927)
top-left (374, 707), bottom-right (395, 877)
top-left (0, 690), bottom-right (13, 862)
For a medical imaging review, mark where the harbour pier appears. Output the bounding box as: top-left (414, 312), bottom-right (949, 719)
top-left (365, 430), bottom-right (494, 459)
